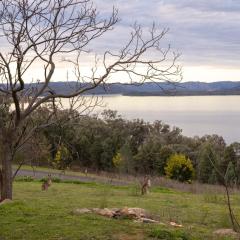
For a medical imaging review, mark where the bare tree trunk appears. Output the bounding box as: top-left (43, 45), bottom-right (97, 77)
top-left (0, 169), bottom-right (3, 198)
top-left (208, 155), bottom-right (240, 232)
top-left (0, 146), bottom-right (13, 201)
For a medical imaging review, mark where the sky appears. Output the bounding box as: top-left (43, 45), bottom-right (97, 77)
top-left (1, 0), bottom-right (240, 83)
top-left (89, 0), bottom-right (240, 82)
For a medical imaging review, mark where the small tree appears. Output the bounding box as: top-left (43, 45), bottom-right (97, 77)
top-left (225, 161), bottom-right (236, 187)
top-left (119, 142), bottom-right (134, 174)
top-left (52, 144), bottom-right (72, 171)
top-left (207, 155), bottom-right (240, 232)
top-left (165, 154), bottom-right (194, 182)
top-left (197, 143), bottom-right (218, 183)
top-left (134, 137), bottom-right (162, 174)
top-left (112, 152), bottom-right (122, 171)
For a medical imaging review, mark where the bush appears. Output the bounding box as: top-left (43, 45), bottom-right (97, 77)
top-left (39, 177), bottom-right (61, 183)
top-left (149, 228), bottom-right (191, 240)
top-left (165, 154), bottom-right (194, 182)
top-left (15, 176), bottom-right (35, 182)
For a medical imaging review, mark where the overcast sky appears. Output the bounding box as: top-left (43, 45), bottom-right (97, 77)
top-left (2, 0), bottom-right (239, 83)
top-left (90, 0), bottom-right (240, 82)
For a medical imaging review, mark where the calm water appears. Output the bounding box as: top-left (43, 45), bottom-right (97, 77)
top-left (90, 95), bottom-right (240, 144)
top-left (61, 95), bottom-right (240, 144)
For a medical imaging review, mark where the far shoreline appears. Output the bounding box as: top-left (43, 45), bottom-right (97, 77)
top-left (83, 92), bottom-right (240, 97)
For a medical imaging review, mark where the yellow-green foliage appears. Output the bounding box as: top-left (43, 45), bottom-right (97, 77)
top-left (112, 152), bottom-right (122, 168)
top-left (165, 154), bottom-right (194, 182)
top-left (53, 145), bottom-right (70, 170)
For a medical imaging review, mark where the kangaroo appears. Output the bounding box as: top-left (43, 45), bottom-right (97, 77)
top-left (41, 174), bottom-right (52, 191)
top-left (141, 175), bottom-right (151, 195)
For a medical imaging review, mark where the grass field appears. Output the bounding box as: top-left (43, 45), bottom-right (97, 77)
top-left (0, 179), bottom-right (239, 240)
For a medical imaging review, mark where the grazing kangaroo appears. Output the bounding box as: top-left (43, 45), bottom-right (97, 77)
top-left (41, 174), bottom-right (52, 191)
top-left (141, 175), bottom-right (151, 195)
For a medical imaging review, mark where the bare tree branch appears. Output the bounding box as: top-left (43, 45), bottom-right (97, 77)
top-left (0, 0), bottom-right (180, 200)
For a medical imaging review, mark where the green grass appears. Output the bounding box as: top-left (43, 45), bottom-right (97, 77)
top-left (0, 180), bottom-right (239, 240)
top-left (14, 165), bottom-right (130, 184)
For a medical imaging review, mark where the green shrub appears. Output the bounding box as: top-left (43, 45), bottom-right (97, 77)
top-left (149, 228), bottom-right (191, 240)
top-left (165, 154), bottom-right (194, 182)
top-left (39, 177), bottom-right (61, 183)
top-left (51, 177), bottom-right (61, 183)
top-left (15, 176), bottom-right (35, 182)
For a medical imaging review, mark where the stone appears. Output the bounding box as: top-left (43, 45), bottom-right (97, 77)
top-left (141, 217), bottom-right (159, 224)
top-left (128, 208), bottom-right (147, 218)
top-left (170, 221), bottom-right (183, 227)
top-left (72, 207), bottom-right (159, 224)
top-left (115, 207), bottom-right (135, 219)
top-left (92, 208), bottom-right (100, 212)
top-left (115, 207), bottom-right (147, 219)
top-left (72, 208), bottom-right (91, 215)
top-left (93, 208), bottom-right (115, 218)
top-left (111, 208), bottom-right (120, 212)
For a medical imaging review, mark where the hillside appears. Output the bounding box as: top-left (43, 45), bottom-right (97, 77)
top-left (0, 176), bottom-right (238, 240)
top-left (46, 81), bottom-right (240, 96)
top-left (2, 81), bottom-right (240, 96)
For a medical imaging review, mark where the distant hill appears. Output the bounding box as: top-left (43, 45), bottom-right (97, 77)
top-left (45, 81), bottom-right (240, 96)
top-left (2, 81), bottom-right (240, 96)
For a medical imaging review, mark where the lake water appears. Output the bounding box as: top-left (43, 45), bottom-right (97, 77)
top-left (89, 95), bottom-right (240, 144)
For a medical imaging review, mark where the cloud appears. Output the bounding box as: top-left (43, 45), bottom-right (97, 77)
top-left (92, 0), bottom-right (240, 70)
top-left (1, 0), bottom-right (239, 82)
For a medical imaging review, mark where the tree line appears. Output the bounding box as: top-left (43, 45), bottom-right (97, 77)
top-left (16, 107), bottom-right (240, 185)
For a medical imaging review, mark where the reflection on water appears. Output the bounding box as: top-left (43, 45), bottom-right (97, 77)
top-left (62, 95), bottom-right (240, 144)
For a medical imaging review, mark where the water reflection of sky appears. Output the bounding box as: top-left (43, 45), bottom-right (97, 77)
top-left (100, 95), bottom-right (240, 144)
top-left (61, 95), bottom-right (240, 144)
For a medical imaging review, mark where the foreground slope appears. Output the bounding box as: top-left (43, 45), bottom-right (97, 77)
top-left (0, 180), bottom-right (239, 240)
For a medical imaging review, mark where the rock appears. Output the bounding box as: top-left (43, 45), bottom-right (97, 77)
top-left (128, 208), bottom-right (148, 218)
top-left (93, 208), bottom-right (115, 218)
top-left (0, 199), bottom-right (12, 206)
top-left (92, 208), bottom-right (100, 212)
top-left (111, 208), bottom-right (120, 212)
top-left (115, 207), bottom-right (147, 219)
top-left (141, 217), bottom-right (159, 224)
top-left (213, 229), bottom-right (239, 238)
top-left (72, 207), bottom-right (159, 224)
top-left (114, 207), bottom-right (135, 219)
top-left (170, 221), bottom-right (183, 228)
top-left (72, 208), bottom-right (91, 215)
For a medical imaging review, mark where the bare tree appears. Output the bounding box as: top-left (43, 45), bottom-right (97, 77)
top-left (208, 155), bottom-right (240, 233)
top-left (0, 0), bottom-right (181, 201)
